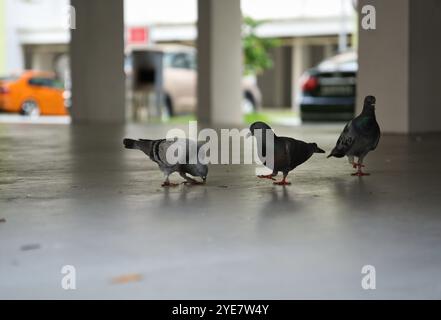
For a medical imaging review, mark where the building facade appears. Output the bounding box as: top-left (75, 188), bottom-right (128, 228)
top-left (2, 0), bottom-right (356, 109)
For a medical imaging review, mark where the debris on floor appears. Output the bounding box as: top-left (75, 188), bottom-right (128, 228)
top-left (111, 273), bottom-right (143, 284)
top-left (20, 244), bottom-right (41, 251)
top-left (0, 218), bottom-right (6, 223)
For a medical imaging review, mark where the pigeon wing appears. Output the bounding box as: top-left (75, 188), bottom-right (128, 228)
top-left (286, 138), bottom-right (313, 169)
top-left (270, 137), bottom-right (291, 171)
top-left (352, 116), bottom-right (381, 152)
top-left (328, 121), bottom-right (356, 158)
top-left (142, 139), bottom-right (178, 166)
top-left (371, 122), bottom-right (381, 151)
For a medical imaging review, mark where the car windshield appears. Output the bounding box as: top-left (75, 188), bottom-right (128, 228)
top-left (29, 77), bottom-right (64, 89)
top-left (163, 52), bottom-right (196, 70)
top-left (317, 51), bottom-right (358, 72)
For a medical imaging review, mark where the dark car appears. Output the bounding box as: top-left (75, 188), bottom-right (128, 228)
top-left (299, 50), bottom-right (357, 121)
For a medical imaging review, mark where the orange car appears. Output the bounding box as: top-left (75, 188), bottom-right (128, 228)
top-left (0, 71), bottom-right (69, 116)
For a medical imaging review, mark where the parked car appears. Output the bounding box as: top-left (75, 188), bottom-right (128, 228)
top-left (299, 50), bottom-right (357, 121)
top-left (126, 45), bottom-right (262, 116)
top-left (0, 71), bottom-right (69, 116)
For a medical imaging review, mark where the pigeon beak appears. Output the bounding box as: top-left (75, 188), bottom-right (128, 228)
top-left (315, 147), bottom-right (326, 154)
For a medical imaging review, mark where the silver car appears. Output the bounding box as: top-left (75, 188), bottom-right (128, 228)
top-left (126, 44), bottom-right (262, 117)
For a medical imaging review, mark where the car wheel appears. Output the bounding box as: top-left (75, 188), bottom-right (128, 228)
top-left (20, 100), bottom-right (40, 117)
top-left (242, 94), bottom-right (256, 114)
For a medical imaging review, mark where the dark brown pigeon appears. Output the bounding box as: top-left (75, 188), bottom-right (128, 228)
top-left (248, 121), bottom-right (325, 185)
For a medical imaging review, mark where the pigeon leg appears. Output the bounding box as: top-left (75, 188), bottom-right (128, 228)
top-left (258, 171), bottom-right (277, 180)
top-left (162, 175), bottom-right (179, 187)
top-left (348, 156), bottom-right (357, 168)
top-left (351, 161), bottom-right (370, 176)
top-left (273, 173), bottom-right (291, 186)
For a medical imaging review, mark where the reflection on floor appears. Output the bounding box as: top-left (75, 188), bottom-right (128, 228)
top-left (0, 108), bottom-right (300, 126)
top-left (1, 122), bottom-right (441, 299)
top-left (0, 114), bottom-right (71, 124)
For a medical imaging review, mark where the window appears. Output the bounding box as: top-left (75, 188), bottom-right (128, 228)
top-left (164, 52), bottom-right (196, 70)
top-left (29, 77), bottom-right (64, 89)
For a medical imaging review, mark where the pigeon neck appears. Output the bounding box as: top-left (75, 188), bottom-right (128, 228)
top-left (256, 130), bottom-right (275, 155)
top-left (362, 105), bottom-right (376, 118)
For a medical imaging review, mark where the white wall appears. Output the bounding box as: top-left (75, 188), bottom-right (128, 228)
top-left (5, 0), bottom-right (70, 73)
top-left (5, 0), bottom-right (356, 73)
top-left (125, 0), bottom-right (354, 25)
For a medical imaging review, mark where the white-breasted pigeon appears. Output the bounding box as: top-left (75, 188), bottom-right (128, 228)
top-left (123, 138), bottom-right (208, 187)
top-left (327, 95), bottom-right (381, 176)
top-left (248, 121), bottom-right (325, 185)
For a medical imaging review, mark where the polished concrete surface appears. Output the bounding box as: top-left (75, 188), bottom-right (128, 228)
top-left (1, 122), bottom-right (441, 299)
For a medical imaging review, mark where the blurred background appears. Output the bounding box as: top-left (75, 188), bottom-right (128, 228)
top-left (2, 0), bottom-right (441, 299)
top-left (0, 0), bottom-right (357, 125)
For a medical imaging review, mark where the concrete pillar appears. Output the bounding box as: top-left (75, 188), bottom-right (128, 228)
top-left (197, 0), bottom-right (242, 126)
top-left (291, 38), bottom-right (311, 113)
top-left (70, 0), bottom-right (125, 124)
top-left (357, 0), bottom-right (441, 133)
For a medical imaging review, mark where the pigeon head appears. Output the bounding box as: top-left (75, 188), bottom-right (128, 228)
top-left (187, 164), bottom-right (208, 182)
top-left (309, 143), bottom-right (326, 154)
top-left (248, 121), bottom-right (273, 137)
top-left (199, 165), bottom-right (208, 182)
top-left (363, 95), bottom-right (376, 112)
top-left (365, 95), bottom-right (376, 105)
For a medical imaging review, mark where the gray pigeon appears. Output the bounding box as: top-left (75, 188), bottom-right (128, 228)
top-left (248, 121), bottom-right (325, 185)
top-left (123, 138), bottom-right (208, 187)
top-left (328, 95), bottom-right (381, 176)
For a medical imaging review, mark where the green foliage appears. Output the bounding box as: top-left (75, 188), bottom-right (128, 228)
top-left (243, 16), bottom-right (281, 75)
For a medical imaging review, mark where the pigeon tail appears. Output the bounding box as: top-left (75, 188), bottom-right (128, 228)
top-left (123, 139), bottom-right (140, 150)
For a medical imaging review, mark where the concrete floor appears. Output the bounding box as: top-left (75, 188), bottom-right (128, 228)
top-left (1, 121), bottom-right (441, 299)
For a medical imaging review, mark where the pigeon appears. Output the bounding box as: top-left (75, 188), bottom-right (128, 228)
top-left (123, 138), bottom-right (208, 187)
top-left (327, 95), bottom-right (381, 176)
top-left (248, 121), bottom-right (325, 185)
